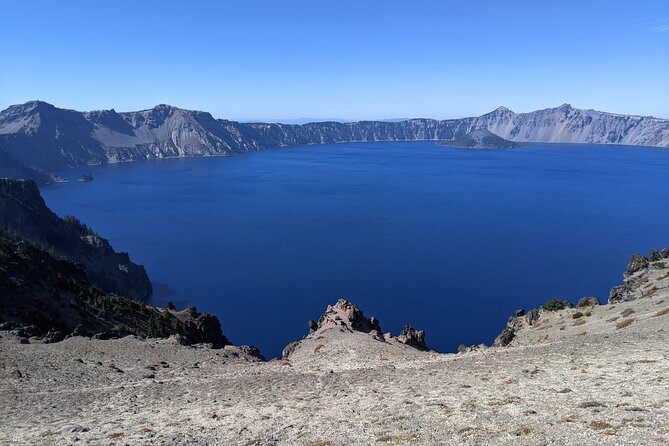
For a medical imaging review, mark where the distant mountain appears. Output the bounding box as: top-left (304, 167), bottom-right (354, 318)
top-left (0, 101), bottom-right (667, 176)
top-left (442, 129), bottom-right (517, 149)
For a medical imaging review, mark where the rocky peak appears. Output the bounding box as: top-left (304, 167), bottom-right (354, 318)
top-left (492, 105), bottom-right (513, 114)
top-left (315, 298), bottom-right (382, 334)
top-left (396, 325), bottom-right (427, 351)
top-left (282, 299), bottom-right (429, 358)
top-left (556, 103), bottom-right (576, 114)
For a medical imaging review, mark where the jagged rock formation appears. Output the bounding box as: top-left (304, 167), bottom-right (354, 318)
top-left (0, 235), bottom-right (230, 348)
top-left (493, 309), bottom-right (537, 347)
top-left (442, 128), bottom-right (517, 148)
top-left (282, 299), bottom-right (428, 358)
top-left (1, 101), bottom-right (667, 178)
top-left (609, 249), bottom-right (669, 303)
top-left (0, 178), bottom-right (151, 299)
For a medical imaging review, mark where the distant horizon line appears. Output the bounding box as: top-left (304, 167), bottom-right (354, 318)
top-left (3, 99), bottom-right (669, 123)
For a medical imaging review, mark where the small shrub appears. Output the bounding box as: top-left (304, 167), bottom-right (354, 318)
top-left (572, 312), bottom-right (584, 319)
top-left (542, 298), bottom-right (572, 312)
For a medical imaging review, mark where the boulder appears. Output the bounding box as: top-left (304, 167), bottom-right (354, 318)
top-left (396, 325), bottom-right (428, 351)
top-left (525, 309), bottom-right (541, 325)
top-left (239, 345), bottom-right (265, 361)
top-left (493, 326), bottom-right (515, 347)
top-left (176, 307), bottom-right (230, 349)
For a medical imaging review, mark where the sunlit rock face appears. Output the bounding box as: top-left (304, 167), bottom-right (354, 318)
top-left (1, 101), bottom-right (667, 176)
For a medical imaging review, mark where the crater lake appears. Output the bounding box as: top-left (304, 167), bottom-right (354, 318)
top-left (41, 141), bottom-right (669, 357)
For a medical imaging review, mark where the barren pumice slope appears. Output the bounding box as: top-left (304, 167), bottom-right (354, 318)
top-left (1, 253), bottom-right (668, 445)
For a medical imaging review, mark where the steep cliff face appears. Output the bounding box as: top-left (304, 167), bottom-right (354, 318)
top-left (481, 104), bottom-right (669, 147)
top-left (0, 101), bottom-right (107, 170)
top-left (0, 178), bottom-right (152, 299)
top-left (1, 101), bottom-right (667, 176)
top-left (0, 236), bottom-right (230, 347)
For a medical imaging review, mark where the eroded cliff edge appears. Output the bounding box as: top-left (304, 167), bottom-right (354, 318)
top-left (0, 178), bottom-right (152, 299)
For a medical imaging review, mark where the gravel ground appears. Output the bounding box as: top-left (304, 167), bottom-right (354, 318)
top-left (1, 287), bottom-right (667, 445)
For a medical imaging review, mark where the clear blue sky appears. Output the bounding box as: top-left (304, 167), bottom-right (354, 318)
top-left (1, 0), bottom-right (668, 120)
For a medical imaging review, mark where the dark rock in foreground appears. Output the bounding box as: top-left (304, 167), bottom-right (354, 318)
top-left (0, 178), bottom-right (151, 299)
top-left (0, 235), bottom-right (230, 349)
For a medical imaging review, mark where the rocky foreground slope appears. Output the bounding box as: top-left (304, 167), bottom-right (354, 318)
top-left (1, 249), bottom-right (668, 445)
top-left (1, 101), bottom-right (667, 177)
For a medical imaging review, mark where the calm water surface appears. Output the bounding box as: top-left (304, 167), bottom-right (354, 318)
top-left (42, 142), bottom-right (669, 357)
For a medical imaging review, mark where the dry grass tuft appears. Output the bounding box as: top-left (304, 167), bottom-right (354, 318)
top-left (621, 308), bottom-right (635, 317)
top-left (653, 307), bottom-right (669, 317)
top-left (616, 319), bottom-right (634, 330)
top-left (589, 421), bottom-right (613, 430)
top-left (376, 433), bottom-right (417, 443)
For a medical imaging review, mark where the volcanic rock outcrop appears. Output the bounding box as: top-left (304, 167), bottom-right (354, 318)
top-left (282, 299), bottom-right (428, 358)
top-left (609, 249), bottom-right (669, 303)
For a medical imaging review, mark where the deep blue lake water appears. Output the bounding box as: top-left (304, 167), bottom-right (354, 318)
top-left (41, 142), bottom-right (669, 357)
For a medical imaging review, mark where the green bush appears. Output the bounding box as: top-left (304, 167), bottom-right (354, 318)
top-left (572, 312), bottom-right (584, 319)
top-left (542, 298), bottom-right (572, 312)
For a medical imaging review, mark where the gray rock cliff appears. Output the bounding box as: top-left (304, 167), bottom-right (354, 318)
top-left (1, 101), bottom-right (667, 177)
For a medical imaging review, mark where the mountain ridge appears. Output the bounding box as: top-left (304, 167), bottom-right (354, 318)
top-left (1, 101), bottom-right (668, 177)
